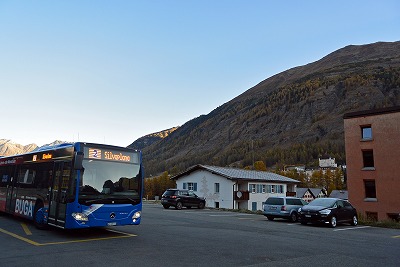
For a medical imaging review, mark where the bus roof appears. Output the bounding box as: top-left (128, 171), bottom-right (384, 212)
top-left (0, 142), bottom-right (141, 159)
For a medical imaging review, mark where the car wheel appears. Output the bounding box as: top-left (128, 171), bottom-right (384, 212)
top-left (266, 216), bottom-right (274, 221)
top-left (329, 216), bottom-right (337, 228)
top-left (163, 205), bottom-right (170, 209)
top-left (198, 202), bottom-right (205, 209)
top-left (290, 212), bottom-right (298, 222)
top-left (351, 215), bottom-right (358, 226)
top-left (175, 202), bottom-right (183, 210)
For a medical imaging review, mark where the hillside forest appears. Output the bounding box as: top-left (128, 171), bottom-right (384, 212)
top-left (143, 65), bottom-right (400, 176)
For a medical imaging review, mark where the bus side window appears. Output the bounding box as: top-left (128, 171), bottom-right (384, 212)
top-left (17, 166), bottom-right (35, 187)
top-left (0, 174), bottom-right (9, 187)
top-left (35, 170), bottom-right (47, 189)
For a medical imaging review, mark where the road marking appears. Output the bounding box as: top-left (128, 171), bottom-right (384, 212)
top-left (184, 211), bottom-right (221, 214)
top-left (0, 227), bottom-right (136, 246)
top-left (21, 223), bottom-right (32, 235)
top-left (209, 214), bottom-right (254, 217)
top-left (333, 226), bottom-right (371, 231)
top-left (38, 233), bottom-right (136, 246)
top-left (393, 235), bottom-right (400, 239)
top-left (0, 227), bottom-right (40, 246)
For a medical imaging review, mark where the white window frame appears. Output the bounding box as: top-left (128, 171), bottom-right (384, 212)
top-left (249, 184), bottom-right (256, 193)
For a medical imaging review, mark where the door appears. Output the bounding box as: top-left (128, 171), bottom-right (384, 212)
top-left (5, 166), bottom-right (17, 213)
top-left (48, 161), bottom-right (71, 228)
top-left (335, 200), bottom-right (348, 222)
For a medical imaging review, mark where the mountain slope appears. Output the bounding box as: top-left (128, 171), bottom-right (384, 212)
top-left (0, 140), bottom-right (70, 157)
top-left (142, 41), bottom-right (400, 176)
top-left (127, 127), bottom-right (179, 150)
top-left (0, 139), bottom-right (38, 156)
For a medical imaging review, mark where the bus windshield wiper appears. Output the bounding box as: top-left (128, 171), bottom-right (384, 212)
top-left (84, 197), bottom-right (105, 204)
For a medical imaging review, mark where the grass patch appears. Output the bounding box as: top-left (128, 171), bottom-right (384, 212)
top-left (359, 219), bottom-right (400, 229)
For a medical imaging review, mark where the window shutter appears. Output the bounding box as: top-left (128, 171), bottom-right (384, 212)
top-left (183, 183), bottom-right (187, 189)
top-left (194, 183), bottom-right (197, 191)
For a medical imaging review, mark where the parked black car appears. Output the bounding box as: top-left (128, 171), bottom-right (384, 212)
top-left (298, 198), bottom-right (358, 228)
top-left (161, 189), bottom-right (206, 210)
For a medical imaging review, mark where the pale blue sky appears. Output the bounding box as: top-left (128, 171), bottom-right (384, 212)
top-left (1, 1), bottom-right (399, 147)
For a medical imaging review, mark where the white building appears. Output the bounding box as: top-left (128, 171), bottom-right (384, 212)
top-left (296, 187), bottom-right (328, 203)
top-left (319, 157), bottom-right (337, 168)
top-left (171, 165), bottom-right (300, 211)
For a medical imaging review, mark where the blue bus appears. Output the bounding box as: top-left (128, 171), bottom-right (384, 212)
top-left (0, 142), bottom-right (143, 229)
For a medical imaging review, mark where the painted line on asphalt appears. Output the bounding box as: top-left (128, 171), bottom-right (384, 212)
top-left (209, 213), bottom-right (255, 217)
top-left (393, 235), bottom-right (400, 239)
top-left (0, 227), bottom-right (40, 246)
top-left (38, 232), bottom-right (136, 246)
top-left (0, 227), bottom-right (136, 246)
top-left (333, 226), bottom-right (371, 231)
top-left (183, 211), bottom-right (222, 214)
top-left (21, 223), bottom-right (32, 235)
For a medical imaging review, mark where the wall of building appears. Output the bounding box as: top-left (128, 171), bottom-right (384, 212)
top-left (176, 170), bottom-right (292, 211)
top-left (246, 183), bottom-right (286, 211)
top-left (344, 110), bottom-right (400, 221)
top-left (303, 191), bottom-right (314, 203)
top-left (176, 170), bottom-right (235, 209)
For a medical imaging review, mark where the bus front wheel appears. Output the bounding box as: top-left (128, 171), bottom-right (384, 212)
top-left (33, 202), bottom-right (48, 230)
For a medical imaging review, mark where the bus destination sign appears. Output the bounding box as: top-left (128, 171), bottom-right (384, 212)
top-left (85, 147), bottom-right (139, 164)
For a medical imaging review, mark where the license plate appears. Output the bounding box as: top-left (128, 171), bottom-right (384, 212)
top-left (107, 222), bottom-right (117, 226)
top-left (269, 207), bottom-right (277, 210)
top-left (305, 215), bottom-right (311, 218)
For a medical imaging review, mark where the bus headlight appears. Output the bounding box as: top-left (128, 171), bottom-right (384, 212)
top-left (72, 212), bottom-right (89, 221)
top-left (132, 211), bottom-right (141, 220)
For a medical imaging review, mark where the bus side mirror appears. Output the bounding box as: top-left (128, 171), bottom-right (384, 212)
top-left (74, 152), bottom-right (84, 170)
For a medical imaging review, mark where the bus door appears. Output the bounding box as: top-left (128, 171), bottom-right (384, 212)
top-left (48, 161), bottom-right (71, 228)
top-left (5, 167), bottom-right (17, 213)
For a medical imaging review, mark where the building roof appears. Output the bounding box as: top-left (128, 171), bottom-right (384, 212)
top-left (171, 164), bottom-right (300, 183)
top-left (309, 188), bottom-right (326, 197)
top-left (296, 187), bottom-right (326, 198)
top-left (343, 106), bottom-right (400, 119)
top-left (296, 188), bottom-right (309, 197)
top-left (329, 190), bottom-right (348, 200)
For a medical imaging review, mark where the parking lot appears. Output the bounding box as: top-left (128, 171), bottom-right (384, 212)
top-left (0, 203), bottom-right (399, 266)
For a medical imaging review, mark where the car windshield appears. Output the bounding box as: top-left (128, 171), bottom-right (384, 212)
top-left (79, 159), bottom-right (141, 205)
top-left (309, 198), bottom-right (336, 207)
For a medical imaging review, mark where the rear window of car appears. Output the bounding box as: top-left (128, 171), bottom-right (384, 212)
top-left (286, 199), bottom-right (302, 205)
top-left (163, 190), bottom-right (178, 196)
top-left (265, 198), bottom-right (284, 205)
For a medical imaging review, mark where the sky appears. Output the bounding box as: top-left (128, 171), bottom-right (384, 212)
top-left (1, 1), bottom-right (399, 147)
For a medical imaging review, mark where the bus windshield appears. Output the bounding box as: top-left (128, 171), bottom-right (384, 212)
top-left (79, 159), bottom-right (141, 205)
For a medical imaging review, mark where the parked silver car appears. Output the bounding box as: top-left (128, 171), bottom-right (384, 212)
top-left (263, 196), bottom-right (308, 222)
